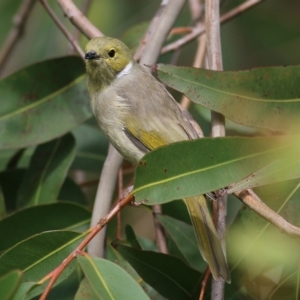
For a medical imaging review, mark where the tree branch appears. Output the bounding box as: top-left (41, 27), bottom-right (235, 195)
top-left (205, 0), bottom-right (227, 297)
top-left (39, 0), bottom-right (85, 59)
top-left (161, 0), bottom-right (263, 55)
top-left (57, 0), bottom-right (103, 38)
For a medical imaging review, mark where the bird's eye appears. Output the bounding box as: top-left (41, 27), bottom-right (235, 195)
top-left (108, 49), bottom-right (115, 58)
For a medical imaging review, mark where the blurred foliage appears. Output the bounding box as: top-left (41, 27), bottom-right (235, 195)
top-left (0, 0), bottom-right (300, 299)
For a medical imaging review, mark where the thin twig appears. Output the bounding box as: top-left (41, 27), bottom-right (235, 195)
top-left (68, 0), bottom-right (92, 54)
top-left (39, 0), bottom-right (85, 59)
top-left (57, 0), bottom-right (103, 38)
top-left (117, 167), bottom-right (123, 240)
top-left (206, 0), bottom-right (227, 297)
top-left (180, 0), bottom-right (205, 110)
top-left (152, 205), bottom-right (168, 254)
top-left (0, 0), bottom-right (36, 77)
top-left (234, 189), bottom-right (300, 238)
top-left (199, 268), bottom-right (211, 300)
top-left (39, 192), bottom-right (134, 300)
top-left (161, 0), bottom-right (263, 55)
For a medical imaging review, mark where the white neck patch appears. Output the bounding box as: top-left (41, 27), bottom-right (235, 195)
top-left (116, 61), bottom-right (133, 79)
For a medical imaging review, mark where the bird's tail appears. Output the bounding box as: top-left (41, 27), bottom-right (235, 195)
top-left (184, 195), bottom-right (231, 283)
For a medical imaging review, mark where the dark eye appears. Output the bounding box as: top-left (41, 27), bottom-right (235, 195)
top-left (108, 49), bottom-right (115, 58)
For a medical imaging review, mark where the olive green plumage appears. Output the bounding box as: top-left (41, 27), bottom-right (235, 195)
top-left (85, 36), bottom-right (230, 282)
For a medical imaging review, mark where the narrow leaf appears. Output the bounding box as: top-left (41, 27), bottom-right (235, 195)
top-left (0, 231), bottom-right (87, 298)
top-left (156, 215), bottom-right (205, 272)
top-left (125, 225), bottom-right (142, 250)
top-left (78, 255), bottom-right (150, 300)
top-left (75, 278), bottom-right (99, 300)
top-left (115, 244), bottom-right (201, 300)
top-left (0, 270), bottom-right (22, 300)
top-left (0, 202), bottom-right (91, 253)
top-left (17, 133), bottom-right (76, 207)
top-left (156, 64), bottom-right (300, 133)
top-left (133, 136), bottom-right (299, 203)
top-left (0, 56), bottom-right (91, 149)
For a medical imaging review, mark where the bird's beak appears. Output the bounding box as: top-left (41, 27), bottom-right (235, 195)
top-left (85, 50), bottom-right (100, 60)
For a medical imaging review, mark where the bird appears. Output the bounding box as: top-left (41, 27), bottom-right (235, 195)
top-left (84, 36), bottom-right (230, 283)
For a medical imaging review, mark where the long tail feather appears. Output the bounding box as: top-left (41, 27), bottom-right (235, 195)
top-left (184, 195), bottom-right (231, 283)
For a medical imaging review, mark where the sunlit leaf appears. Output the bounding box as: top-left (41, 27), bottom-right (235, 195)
top-left (156, 64), bottom-right (300, 133)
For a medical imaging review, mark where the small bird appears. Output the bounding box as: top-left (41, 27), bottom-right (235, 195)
top-left (85, 36), bottom-right (230, 282)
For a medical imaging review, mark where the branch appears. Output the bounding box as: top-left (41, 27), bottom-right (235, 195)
top-left (139, 0), bottom-right (186, 66)
top-left (68, 0), bottom-right (92, 54)
top-left (0, 0), bottom-right (36, 77)
top-left (39, 0), bottom-right (85, 59)
top-left (161, 0), bottom-right (264, 55)
top-left (205, 0), bottom-right (227, 297)
top-left (88, 145), bottom-right (123, 257)
top-left (57, 0), bottom-right (103, 38)
top-left (234, 189), bottom-right (300, 238)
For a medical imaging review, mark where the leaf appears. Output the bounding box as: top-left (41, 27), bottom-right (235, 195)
top-left (0, 169), bottom-right (25, 212)
top-left (125, 225), bottom-right (142, 250)
top-left (227, 148), bottom-right (300, 193)
top-left (0, 202), bottom-right (90, 253)
top-left (114, 243), bottom-right (201, 300)
top-left (0, 56), bottom-right (91, 149)
top-left (75, 278), bottom-right (99, 300)
top-left (78, 255), bottom-right (150, 300)
top-left (11, 282), bottom-right (37, 300)
top-left (17, 133), bottom-right (76, 207)
top-left (133, 136), bottom-right (299, 203)
top-left (58, 177), bottom-right (87, 205)
top-left (156, 215), bottom-right (205, 272)
top-left (156, 64), bottom-right (300, 133)
top-left (71, 122), bottom-right (108, 172)
top-left (0, 270), bottom-right (22, 300)
top-left (0, 231), bottom-right (87, 298)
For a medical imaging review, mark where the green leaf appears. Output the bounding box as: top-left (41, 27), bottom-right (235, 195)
top-left (0, 231), bottom-right (87, 298)
top-left (156, 64), bottom-right (300, 133)
top-left (156, 215), bottom-right (205, 272)
top-left (0, 185), bottom-right (5, 219)
top-left (78, 255), bottom-right (150, 300)
top-left (115, 244), bottom-right (201, 300)
top-left (0, 169), bottom-right (25, 212)
top-left (58, 177), bottom-right (87, 205)
top-left (0, 56), bottom-right (91, 149)
top-left (0, 202), bottom-right (90, 253)
top-left (72, 122), bottom-right (108, 172)
top-left (125, 225), bottom-right (142, 250)
top-left (11, 282), bottom-right (37, 300)
top-left (133, 136), bottom-right (299, 203)
top-left (17, 133), bottom-right (76, 207)
top-left (0, 270), bottom-right (22, 300)
top-left (75, 278), bottom-right (99, 300)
